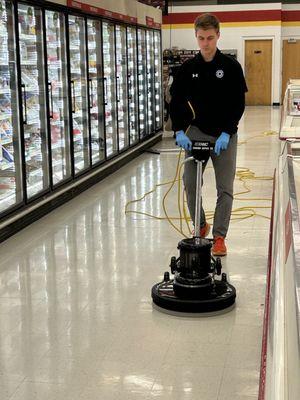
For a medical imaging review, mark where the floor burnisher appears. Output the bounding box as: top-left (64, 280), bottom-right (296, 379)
top-left (152, 140), bottom-right (236, 314)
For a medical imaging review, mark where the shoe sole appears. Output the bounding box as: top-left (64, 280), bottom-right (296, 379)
top-left (212, 250), bottom-right (227, 257)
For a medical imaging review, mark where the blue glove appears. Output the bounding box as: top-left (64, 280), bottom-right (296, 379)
top-left (175, 130), bottom-right (192, 151)
top-left (214, 132), bottom-right (230, 156)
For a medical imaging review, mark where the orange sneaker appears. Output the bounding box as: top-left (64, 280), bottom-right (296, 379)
top-left (212, 236), bottom-right (227, 256)
top-left (192, 223), bottom-right (210, 238)
top-left (200, 223), bottom-right (210, 238)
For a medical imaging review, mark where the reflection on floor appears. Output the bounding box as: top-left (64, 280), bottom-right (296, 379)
top-left (0, 106), bottom-right (281, 400)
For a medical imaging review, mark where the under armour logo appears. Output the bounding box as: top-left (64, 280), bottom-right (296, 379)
top-left (192, 73), bottom-right (198, 78)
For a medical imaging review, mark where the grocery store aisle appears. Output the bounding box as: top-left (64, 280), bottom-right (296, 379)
top-left (0, 106), bottom-right (280, 400)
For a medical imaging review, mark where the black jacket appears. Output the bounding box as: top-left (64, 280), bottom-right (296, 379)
top-left (170, 49), bottom-right (248, 137)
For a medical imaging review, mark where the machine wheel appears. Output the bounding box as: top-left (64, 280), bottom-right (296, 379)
top-left (215, 258), bottom-right (222, 275)
top-left (222, 272), bottom-right (227, 282)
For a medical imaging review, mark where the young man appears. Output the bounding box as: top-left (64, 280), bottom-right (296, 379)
top-left (170, 13), bottom-right (247, 256)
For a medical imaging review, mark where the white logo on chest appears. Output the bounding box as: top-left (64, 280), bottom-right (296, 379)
top-left (216, 69), bottom-right (224, 78)
top-left (192, 73), bottom-right (198, 78)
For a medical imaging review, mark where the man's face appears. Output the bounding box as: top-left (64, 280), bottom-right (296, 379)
top-left (195, 28), bottom-right (220, 58)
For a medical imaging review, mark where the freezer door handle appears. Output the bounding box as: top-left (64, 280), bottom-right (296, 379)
top-left (116, 76), bottom-right (120, 103)
top-left (21, 84), bottom-right (27, 125)
top-left (71, 80), bottom-right (76, 113)
top-left (89, 78), bottom-right (93, 109)
top-left (103, 77), bottom-right (108, 105)
top-left (48, 82), bottom-right (54, 119)
top-left (128, 74), bottom-right (132, 99)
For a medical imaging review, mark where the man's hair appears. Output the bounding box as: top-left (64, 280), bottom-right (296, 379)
top-left (194, 13), bottom-right (220, 33)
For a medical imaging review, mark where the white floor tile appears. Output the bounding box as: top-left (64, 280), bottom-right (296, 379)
top-left (152, 364), bottom-right (223, 398)
top-left (9, 381), bottom-right (84, 400)
top-left (218, 367), bottom-right (259, 398)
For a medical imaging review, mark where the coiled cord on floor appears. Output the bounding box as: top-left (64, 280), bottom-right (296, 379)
top-left (125, 130), bottom-right (277, 237)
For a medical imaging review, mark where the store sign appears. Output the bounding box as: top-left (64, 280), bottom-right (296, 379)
top-left (69, 1), bottom-right (82, 8)
top-left (285, 201), bottom-right (292, 264)
top-left (67, 1), bottom-right (138, 24)
top-left (145, 16), bottom-right (161, 28)
top-left (146, 16), bottom-right (154, 26)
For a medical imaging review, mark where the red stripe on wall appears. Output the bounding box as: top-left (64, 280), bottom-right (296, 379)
top-left (163, 10), bottom-right (281, 24)
top-left (282, 10), bottom-right (300, 22)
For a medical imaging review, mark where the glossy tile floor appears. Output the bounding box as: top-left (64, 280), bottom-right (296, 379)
top-left (0, 106), bottom-right (281, 400)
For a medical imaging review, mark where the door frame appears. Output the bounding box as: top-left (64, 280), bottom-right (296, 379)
top-left (242, 36), bottom-right (276, 105)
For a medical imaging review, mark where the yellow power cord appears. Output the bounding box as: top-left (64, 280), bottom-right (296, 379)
top-left (124, 130), bottom-right (277, 237)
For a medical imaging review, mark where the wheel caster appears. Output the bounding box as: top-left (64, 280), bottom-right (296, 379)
top-left (221, 272), bottom-right (227, 282)
top-left (215, 257), bottom-right (222, 275)
top-left (164, 271), bottom-right (170, 282)
top-left (170, 256), bottom-right (177, 274)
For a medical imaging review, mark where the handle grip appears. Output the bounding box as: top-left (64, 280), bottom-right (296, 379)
top-left (103, 77), bottom-right (108, 105)
top-left (71, 80), bottom-right (75, 113)
top-left (116, 76), bottom-right (120, 103)
top-left (89, 78), bottom-right (93, 109)
top-left (21, 84), bottom-right (27, 125)
top-left (48, 82), bottom-right (54, 119)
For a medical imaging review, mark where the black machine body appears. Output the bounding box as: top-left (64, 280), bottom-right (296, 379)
top-left (151, 139), bottom-right (236, 314)
top-left (152, 235), bottom-right (236, 313)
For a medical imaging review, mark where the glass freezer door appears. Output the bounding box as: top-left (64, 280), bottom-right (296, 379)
top-left (115, 25), bottom-right (129, 152)
top-left (18, 3), bottom-right (49, 199)
top-left (126, 26), bottom-right (138, 145)
top-left (137, 28), bottom-right (148, 139)
top-left (146, 29), bottom-right (155, 135)
top-left (154, 30), bottom-right (163, 131)
top-left (46, 10), bottom-right (71, 186)
top-left (0, 0), bottom-right (23, 213)
top-left (102, 21), bottom-right (117, 157)
top-left (68, 15), bottom-right (89, 174)
top-left (87, 19), bottom-right (105, 165)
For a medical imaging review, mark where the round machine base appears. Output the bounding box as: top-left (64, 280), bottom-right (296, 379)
top-left (152, 279), bottom-right (236, 314)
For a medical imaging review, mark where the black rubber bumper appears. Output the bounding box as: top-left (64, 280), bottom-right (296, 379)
top-left (152, 279), bottom-right (236, 313)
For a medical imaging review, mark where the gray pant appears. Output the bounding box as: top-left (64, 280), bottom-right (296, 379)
top-left (184, 125), bottom-right (237, 237)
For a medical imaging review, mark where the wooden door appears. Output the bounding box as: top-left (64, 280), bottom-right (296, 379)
top-left (282, 40), bottom-right (300, 103)
top-left (245, 40), bottom-right (272, 105)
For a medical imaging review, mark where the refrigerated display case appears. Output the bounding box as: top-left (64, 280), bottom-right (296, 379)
top-left (154, 30), bottom-right (163, 131)
top-left (127, 26), bottom-right (139, 145)
top-left (137, 28), bottom-right (148, 139)
top-left (280, 79), bottom-right (300, 139)
top-left (18, 3), bottom-right (49, 199)
top-left (87, 18), bottom-right (105, 165)
top-left (146, 29), bottom-right (155, 135)
top-left (0, 0), bottom-right (163, 242)
top-left (46, 10), bottom-right (71, 186)
top-left (68, 14), bottom-right (89, 174)
top-left (0, 0), bottom-right (23, 213)
top-left (102, 21), bottom-right (118, 157)
top-left (115, 24), bottom-right (129, 152)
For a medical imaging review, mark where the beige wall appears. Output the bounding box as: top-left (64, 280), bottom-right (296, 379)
top-left (48, 0), bottom-right (161, 22)
top-left (49, 0), bottom-right (66, 5)
top-left (137, 2), bottom-right (162, 25)
top-left (151, 6), bottom-right (162, 24)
